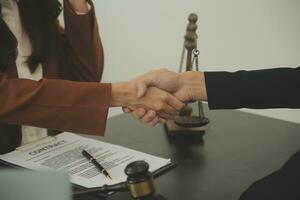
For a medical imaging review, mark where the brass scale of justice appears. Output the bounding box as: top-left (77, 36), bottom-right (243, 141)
top-left (73, 13), bottom-right (209, 200)
top-left (165, 13), bottom-right (209, 137)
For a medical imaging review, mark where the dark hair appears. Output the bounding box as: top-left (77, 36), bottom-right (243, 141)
top-left (0, 0), bottom-right (63, 73)
top-left (0, 17), bottom-right (18, 70)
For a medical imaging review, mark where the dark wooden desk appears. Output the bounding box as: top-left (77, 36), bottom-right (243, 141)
top-left (87, 106), bottom-right (300, 200)
top-left (1, 107), bottom-right (299, 200)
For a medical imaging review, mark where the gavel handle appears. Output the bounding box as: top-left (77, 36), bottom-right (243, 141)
top-left (72, 182), bottom-right (128, 196)
top-left (73, 163), bottom-right (177, 197)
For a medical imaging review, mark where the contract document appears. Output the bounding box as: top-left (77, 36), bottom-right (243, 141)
top-left (0, 132), bottom-right (171, 188)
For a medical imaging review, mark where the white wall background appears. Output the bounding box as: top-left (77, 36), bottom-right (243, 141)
top-left (92, 0), bottom-right (300, 123)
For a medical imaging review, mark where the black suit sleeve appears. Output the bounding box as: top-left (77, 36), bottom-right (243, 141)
top-left (204, 67), bottom-right (300, 109)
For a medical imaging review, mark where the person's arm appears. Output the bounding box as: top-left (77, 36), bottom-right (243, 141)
top-left (0, 73), bottom-right (183, 135)
top-left (0, 74), bottom-right (111, 135)
top-left (204, 67), bottom-right (300, 109)
top-left (62, 0), bottom-right (104, 82)
top-left (128, 67), bottom-right (300, 125)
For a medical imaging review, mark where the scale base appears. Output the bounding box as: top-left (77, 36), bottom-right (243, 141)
top-left (111, 193), bottom-right (167, 200)
top-left (165, 119), bottom-right (206, 139)
top-left (174, 116), bottom-right (209, 127)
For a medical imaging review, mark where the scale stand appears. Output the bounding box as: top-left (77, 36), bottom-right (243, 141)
top-left (165, 13), bottom-right (209, 139)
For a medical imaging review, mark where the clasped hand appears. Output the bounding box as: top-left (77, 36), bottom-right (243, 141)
top-left (110, 77), bottom-right (184, 126)
top-left (113, 69), bottom-right (207, 126)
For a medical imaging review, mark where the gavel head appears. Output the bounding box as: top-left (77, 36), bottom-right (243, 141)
top-left (125, 161), bottom-right (155, 199)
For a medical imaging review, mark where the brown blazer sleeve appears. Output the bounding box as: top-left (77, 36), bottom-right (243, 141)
top-left (0, 73), bottom-right (111, 135)
top-left (62, 0), bottom-right (104, 82)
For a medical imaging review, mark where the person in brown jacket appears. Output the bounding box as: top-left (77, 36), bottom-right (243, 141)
top-left (0, 0), bottom-right (184, 154)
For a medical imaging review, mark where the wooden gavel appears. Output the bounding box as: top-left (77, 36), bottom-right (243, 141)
top-left (73, 161), bottom-right (166, 200)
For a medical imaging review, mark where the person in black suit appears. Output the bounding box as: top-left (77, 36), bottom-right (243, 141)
top-left (124, 67), bottom-right (300, 199)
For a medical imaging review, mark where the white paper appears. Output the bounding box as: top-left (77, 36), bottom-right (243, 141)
top-left (0, 132), bottom-right (170, 188)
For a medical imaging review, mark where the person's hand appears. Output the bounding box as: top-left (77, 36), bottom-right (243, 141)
top-left (122, 68), bottom-right (182, 126)
top-left (68, 0), bottom-right (90, 14)
top-left (135, 68), bottom-right (207, 101)
top-left (110, 81), bottom-right (184, 122)
top-left (122, 107), bottom-right (168, 127)
top-left (123, 69), bottom-right (208, 125)
top-left (135, 69), bottom-right (182, 98)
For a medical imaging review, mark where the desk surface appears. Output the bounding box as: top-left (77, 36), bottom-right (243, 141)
top-left (90, 106), bottom-right (300, 200)
top-left (1, 106), bottom-right (299, 200)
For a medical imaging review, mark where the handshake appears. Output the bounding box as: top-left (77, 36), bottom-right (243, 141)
top-left (110, 69), bottom-right (208, 126)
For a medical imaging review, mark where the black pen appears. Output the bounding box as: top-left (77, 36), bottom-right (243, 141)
top-left (82, 149), bottom-right (112, 180)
